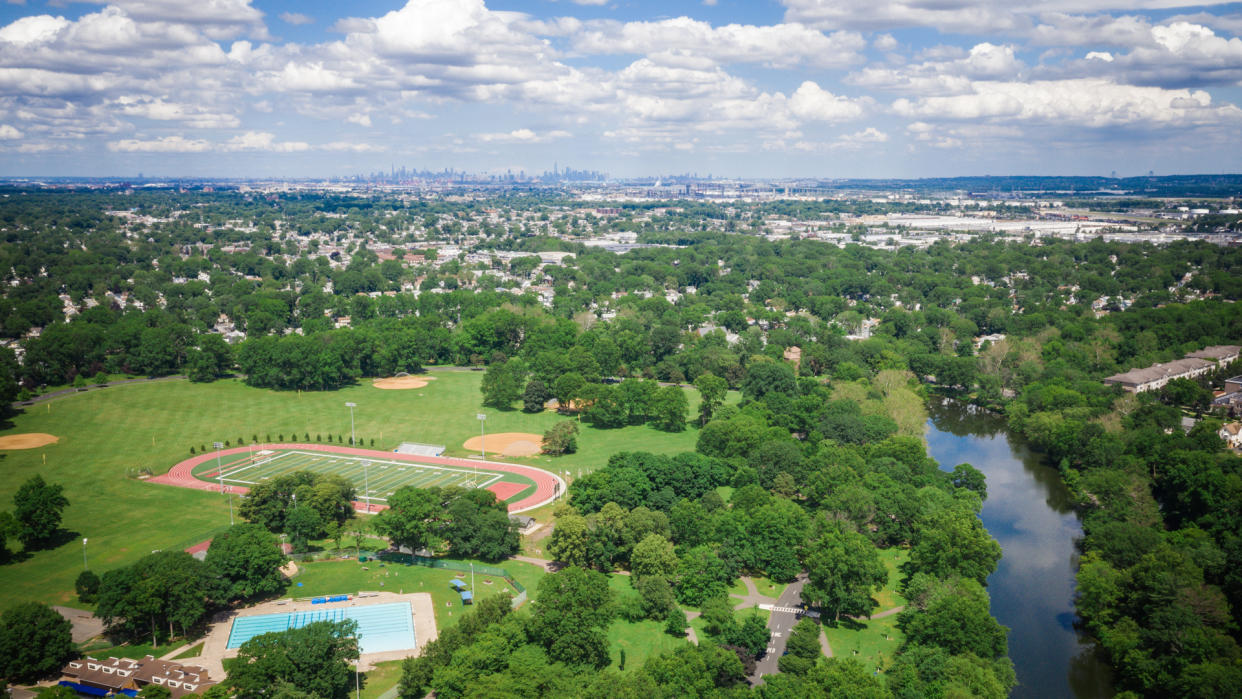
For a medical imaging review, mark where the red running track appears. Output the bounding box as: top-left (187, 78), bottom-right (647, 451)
top-left (148, 443), bottom-right (565, 514)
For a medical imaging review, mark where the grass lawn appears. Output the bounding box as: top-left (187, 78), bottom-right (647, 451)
top-left (728, 576), bottom-right (789, 601)
top-left (290, 557), bottom-right (545, 631)
top-left (823, 614), bottom-right (903, 672)
top-left (360, 659), bottom-right (404, 699)
top-left (0, 370), bottom-right (696, 607)
top-left (606, 618), bottom-right (691, 671)
top-left (172, 642), bottom-right (204, 659)
top-left (77, 641), bottom-right (162, 660)
top-left (687, 607), bottom-right (771, 647)
top-left (874, 548), bottom-right (909, 611)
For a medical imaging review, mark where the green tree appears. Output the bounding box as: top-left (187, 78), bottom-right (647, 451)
top-left (481, 359), bottom-right (526, 409)
top-left (205, 523), bottom-right (287, 601)
top-left (729, 611), bottom-right (771, 658)
top-left (94, 551), bottom-right (215, 645)
top-left (137, 685), bottom-right (172, 699)
top-left (284, 506), bottom-right (323, 554)
top-left (803, 525), bottom-right (888, 622)
top-left (898, 575), bottom-right (1009, 659)
top-left (909, 506), bottom-right (1001, 585)
top-left (75, 569), bottom-right (101, 603)
top-left (693, 371), bottom-right (728, 426)
top-left (13, 475), bottom-right (69, 550)
top-left (547, 510), bottom-right (592, 568)
top-left (552, 372), bottom-right (586, 412)
top-left (674, 545), bottom-right (732, 606)
top-left (630, 533), bottom-right (678, 582)
top-left (0, 602), bottom-right (74, 683)
top-left (522, 377), bottom-right (551, 413)
top-left (373, 486), bottom-right (441, 553)
top-left (441, 489), bottom-right (519, 562)
top-left (529, 566), bottom-right (613, 667)
top-left (541, 420), bottom-right (579, 456)
top-left (649, 385), bottom-right (688, 432)
top-left (777, 617), bottom-right (822, 675)
top-left (225, 620), bottom-right (359, 699)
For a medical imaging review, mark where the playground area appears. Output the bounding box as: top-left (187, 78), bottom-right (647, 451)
top-left (152, 443), bottom-right (564, 513)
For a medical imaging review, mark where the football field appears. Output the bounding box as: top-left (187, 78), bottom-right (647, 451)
top-left (191, 447), bottom-right (534, 506)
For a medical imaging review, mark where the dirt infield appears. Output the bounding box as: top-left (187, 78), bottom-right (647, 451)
top-left (0, 432), bottom-right (59, 449)
top-left (149, 442), bottom-right (564, 514)
top-left (372, 375), bottom-right (436, 390)
top-left (463, 432), bottom-right (543, 457)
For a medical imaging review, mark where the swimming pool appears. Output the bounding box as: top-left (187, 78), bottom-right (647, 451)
top-left (227, 602), bottom-right (415, 654)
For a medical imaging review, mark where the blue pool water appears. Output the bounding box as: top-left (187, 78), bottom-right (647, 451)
top-left (227, 602), bottom-right (415, 654)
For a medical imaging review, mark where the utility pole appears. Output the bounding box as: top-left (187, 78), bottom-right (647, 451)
top-left (346, 402), bottom-right (357, 446)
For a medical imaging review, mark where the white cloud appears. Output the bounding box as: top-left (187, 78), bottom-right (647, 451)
top-left (848, 42), bottom-right (1023, 95)
top-left (279, 12), bottom-right (314, 26)
top-left (346, 113), bottom-right (371, 127)
top-left (108, 135), bottom-right (211, 152)
top-left (789, 81), bottom-right (868, 121)
top-left (0, 123), bottom-right (21, 139)
top-left (0, 15), bottom-right (69, 45)
top-left (782, 1), bottom-right (1240, 33)
top-left (892, 79), bottom-right (1242, 129)
top-left (1044, 21), bottom-right (1242, 88)
top-left (571, 18), bottom-right (865, 68)
top-left (224, 131), bottom-right (309, 152)
top-left (476, 128), bottom-right (571, 143)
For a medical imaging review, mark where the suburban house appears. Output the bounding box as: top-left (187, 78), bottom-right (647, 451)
top-left (1219, 422), bottom-right (1242, 449)
top-left (59, 656), bottom-right (216, 698)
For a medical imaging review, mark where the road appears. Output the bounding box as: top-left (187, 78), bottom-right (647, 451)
top-left (750, 574), bottom-right (812, 685)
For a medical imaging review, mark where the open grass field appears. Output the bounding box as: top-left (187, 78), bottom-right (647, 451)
top-left (0, 370), bottom-right (709, 608)
top-left (195, 448), bottom-right (537, 507)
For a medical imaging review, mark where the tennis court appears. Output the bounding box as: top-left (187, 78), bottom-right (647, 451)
top-left (227, 601), bottom-right (415, 655)
top-left (192, 448), bottom-right (533, 507)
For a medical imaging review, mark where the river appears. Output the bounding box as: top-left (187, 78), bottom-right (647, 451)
top-left (924, 400), bottom-right (1115, 699)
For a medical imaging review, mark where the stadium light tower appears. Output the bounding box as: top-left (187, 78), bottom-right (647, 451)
top-left (82, 537), bottom-right (88, 570)
top-left (346, 402), bottom-right (357, 446)
top-left (476, 413), bottom-right (487, 458)
top-left (361, 460), bottom-right (371, 513)
top-left (214, 441), bottom-right (225, 493)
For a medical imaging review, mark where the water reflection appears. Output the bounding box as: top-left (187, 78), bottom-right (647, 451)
top-left (925, 400), bottom-right (1114, 699)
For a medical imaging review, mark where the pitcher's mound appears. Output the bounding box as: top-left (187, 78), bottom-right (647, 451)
top-left (373, 375), bottom-right (436, 390)
top-left (463, 433), bottom-right (543, 457)
top-left (0, 433), bottom-right (59, 449)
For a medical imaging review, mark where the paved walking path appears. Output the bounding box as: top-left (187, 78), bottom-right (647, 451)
top-left (12, 374), bottom-right (187, 409)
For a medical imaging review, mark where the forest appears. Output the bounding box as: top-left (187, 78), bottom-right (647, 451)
top-left (1, 188), bottom-right (1241, 696)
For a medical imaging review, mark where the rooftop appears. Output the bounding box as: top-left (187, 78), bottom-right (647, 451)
top-left (1103, 357), bottom-right (1214, 387)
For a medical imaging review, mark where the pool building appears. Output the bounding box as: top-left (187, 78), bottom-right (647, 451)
top-left (226, 601), bottom-right (416, 655)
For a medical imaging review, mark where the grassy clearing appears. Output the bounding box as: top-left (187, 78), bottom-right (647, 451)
top-left (290, 557), bottom-right (544, 631)
top-left (874, 548), bottom-right (909, 611)
top-left (727, 576), bottom-right (789, 600)
top-left (360, 660), bottom-right (404, 699)
top-left (172, 642), bottom-right (204, 659)
top-left (606, 618), bottom-right (690, 671)
top-left (0, 370), bottom-right (695, 607)
top-left (823, 614), bottom-right (903, 672)
top-left (78, 641), bottom-right (161, 660)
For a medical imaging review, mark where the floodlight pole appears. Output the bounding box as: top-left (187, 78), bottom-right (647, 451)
top-left (362, 460), bottom-right (371, 513)
top-left (346, 402), bottom-right (357, 447)
top-left (476, 413), bottom-right (486, 485)
top-left (82, 537), bottom-right (88, 570)
top-left (470, 561), bottom-right (474, 591)
top-left (355, 658), bottom-right (360, 699)
top-left (214, 441), bottom-right (224, 493)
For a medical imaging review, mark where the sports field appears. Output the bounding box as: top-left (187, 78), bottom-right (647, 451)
top-left (183, 446), bottom-right (541, 509)
top-left (0, 370), bottom-right (730, 607)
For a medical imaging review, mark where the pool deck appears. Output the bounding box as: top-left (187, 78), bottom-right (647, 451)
top-left (197, 591), bottom-right (437, 680)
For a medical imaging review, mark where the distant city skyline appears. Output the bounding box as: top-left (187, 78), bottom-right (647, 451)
top-left (1, 0), bottom-right (1241, 178)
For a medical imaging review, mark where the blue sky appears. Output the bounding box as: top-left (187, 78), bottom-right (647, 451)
top-left (1, 0), bottom-right (1241, 178)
